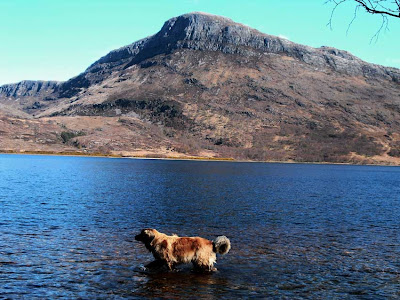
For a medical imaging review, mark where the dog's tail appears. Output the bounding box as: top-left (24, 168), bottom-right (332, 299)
top-left (213, 236), bottom-right (231, 255)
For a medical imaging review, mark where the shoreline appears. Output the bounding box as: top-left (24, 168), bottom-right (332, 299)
top-left (1, 150), bottom-right (400, 167)
top-left (0, 150), bottom-right (235, 162)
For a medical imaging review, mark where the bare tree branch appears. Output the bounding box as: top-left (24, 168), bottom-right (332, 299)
top-left (354, 0), bottom-right (400, 17)
top-left (327, 0), bottom-right (398, 41)
top-left (326, 0), bottom-right (349, 30)
top-left (346, 4), bottom-right (360, 35)
top-left (370, 14), bottom-right (389, 43)
top-left (328, 0), bottom-right (400, 18)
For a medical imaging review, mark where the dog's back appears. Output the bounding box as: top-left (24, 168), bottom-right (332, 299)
top-left (170, 236), bottom-right (214, 265)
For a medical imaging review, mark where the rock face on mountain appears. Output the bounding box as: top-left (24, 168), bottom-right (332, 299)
top-left (0, 80), bottom-right (59, 98)
top-left (56, 13), bottom-right (400, 98)
top-left (0, 80), bottom-right (60, 115)
top-left (1, 12), bottom-right (400, 164)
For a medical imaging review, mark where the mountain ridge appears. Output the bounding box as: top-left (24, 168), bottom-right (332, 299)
top-left (63, 11), bottom-right (400, 93)
top-left (3, 12), bottom-right (399, 90)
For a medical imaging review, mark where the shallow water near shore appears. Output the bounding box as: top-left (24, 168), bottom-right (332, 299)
top-left (1, 154), bottom-right (400, 298)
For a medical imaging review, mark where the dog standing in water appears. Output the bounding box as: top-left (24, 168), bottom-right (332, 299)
top-left (135, 228), bottom-right (231, 272)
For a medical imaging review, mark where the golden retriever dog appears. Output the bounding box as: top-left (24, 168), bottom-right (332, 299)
top-left (135, 228), bottom-right (231, 272)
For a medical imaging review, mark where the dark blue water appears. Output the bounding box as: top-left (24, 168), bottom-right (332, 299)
top-left (1, 154), bottom-right (400, 299)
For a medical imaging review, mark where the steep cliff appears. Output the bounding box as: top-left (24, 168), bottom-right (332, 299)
top-left (0, 80), bottom-right (61, 116)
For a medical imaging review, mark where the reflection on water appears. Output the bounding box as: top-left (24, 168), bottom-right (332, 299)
top-left (1, 154), bottom-right (400, 298)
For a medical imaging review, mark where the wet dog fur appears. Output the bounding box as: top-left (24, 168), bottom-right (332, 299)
top-left (135, 228), bottom-right (231, 272)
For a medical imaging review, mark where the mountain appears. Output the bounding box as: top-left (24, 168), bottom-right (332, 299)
top-left (1, 12), bottom-right (400, 164)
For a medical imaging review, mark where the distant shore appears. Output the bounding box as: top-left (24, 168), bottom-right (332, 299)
top-left (1, 149), bottom-right (400, 167)
top-left (0, 150), bottom-right (235, 162)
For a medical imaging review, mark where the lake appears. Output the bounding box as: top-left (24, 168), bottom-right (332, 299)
top-left (0, 154), bottom-right (399, 299)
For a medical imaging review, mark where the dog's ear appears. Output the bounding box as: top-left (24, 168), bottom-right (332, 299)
top-left (142, 229), bottom-right (156, 242)
top-left (135, 228), bottom-right (156, 243)
top-left (143, 228), bottom-right (155, 236)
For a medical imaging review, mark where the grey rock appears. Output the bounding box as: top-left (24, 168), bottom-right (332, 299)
top-left (0, 80), bottom-right (60, 98)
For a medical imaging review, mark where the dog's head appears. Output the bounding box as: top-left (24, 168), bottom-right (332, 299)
top-left (135, 228), bottom-right (157, 244)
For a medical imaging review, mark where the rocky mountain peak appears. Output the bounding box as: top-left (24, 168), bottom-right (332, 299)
top-left (153, 12), bottom-right (266, 52)
top-left (10, 12), bottom-right (399, 100)
top-left (158, 12), bottom-right (242, 38)
top-left (81, 12), bottom-right (399, 84)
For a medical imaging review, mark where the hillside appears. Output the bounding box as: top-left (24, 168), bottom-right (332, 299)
top-left (1, 12), bottom-right (400, 164)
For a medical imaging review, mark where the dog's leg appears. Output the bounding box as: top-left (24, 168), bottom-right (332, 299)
top-left (145, 260), bottom-right (166, 270)
top-left (166, 261), bottom-right (176, 271)
top-left (193, 253), bottom-right (217, 272)
top-left (193, 262), bottom-right (216, 272)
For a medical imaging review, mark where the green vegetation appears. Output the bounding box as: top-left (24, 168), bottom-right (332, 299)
top-left (388, 148), bottom-right (400, 157)
top-left (60, 131), bottom-right (86, 144)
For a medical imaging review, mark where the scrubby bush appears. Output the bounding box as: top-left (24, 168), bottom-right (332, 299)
top-left (388, 148), bottom-right (400, 157)
top-left (60, 131), bottom-right (85, 144)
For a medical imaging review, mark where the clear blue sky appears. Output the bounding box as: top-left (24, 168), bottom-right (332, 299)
top-left (0, 0), bottom-right (399, 85)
